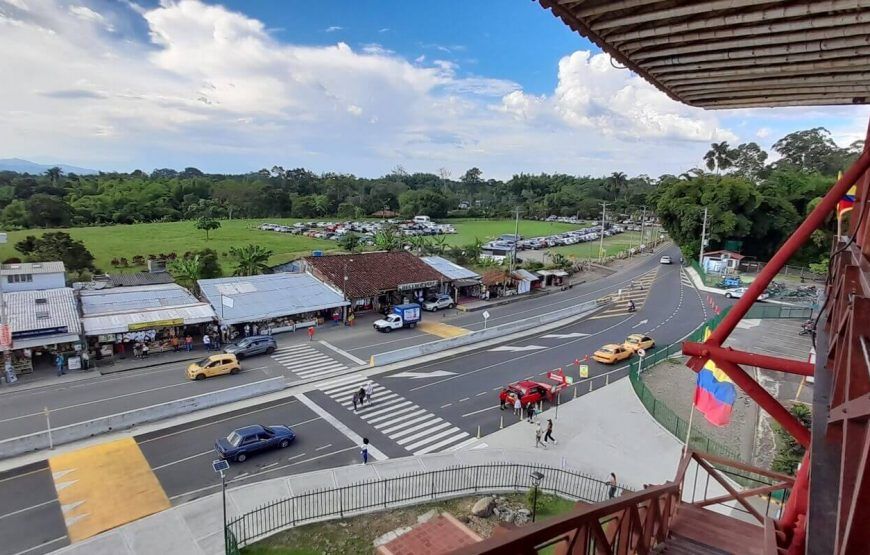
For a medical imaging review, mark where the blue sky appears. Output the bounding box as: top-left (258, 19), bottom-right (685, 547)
top-left (0, 0), bottom-right (867, 178)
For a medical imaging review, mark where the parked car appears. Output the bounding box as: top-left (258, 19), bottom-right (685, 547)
top-left (423, 294), bottom-right (454, 312)
top-left (215, 424), bottom-right (296, 462)
top-left (223, 335), bottom-right (277, 358)
top-left (499, 381), bottom-right (553, 408)
top-left (623, 334), bottom-right (655, 353)
top-left (593, 344), bottom-right (633, 364)
top-left (186, 353), bottom-right (241, 380)
top-left (724, 287), bottom-right (770, 301)
top-left (660, 255), bottom-right (672, 264)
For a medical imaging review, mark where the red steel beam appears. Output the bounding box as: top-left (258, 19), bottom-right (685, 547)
top-left (683, 342), bottom-right (815, 376)
top-left (714, 358), bottom-right (811, 448)
top-left (686, 148), bottom-right (870, 374)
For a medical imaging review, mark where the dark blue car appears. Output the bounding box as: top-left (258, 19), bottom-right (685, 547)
top-left (215, 424), bottom-right (296, 462)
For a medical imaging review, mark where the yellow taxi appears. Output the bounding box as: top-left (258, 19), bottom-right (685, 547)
top-left (623, 334), bottom-right (655, 353)
top-left (187, 353), bottom-right (241, 380)
top-left (592, 344), bottom-right (633, 364)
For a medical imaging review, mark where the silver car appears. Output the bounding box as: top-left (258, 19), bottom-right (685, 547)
top-left (224, 335), bottom-right (277, 358)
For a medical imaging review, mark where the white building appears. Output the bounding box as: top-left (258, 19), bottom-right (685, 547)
top-left (1, 262), bottom-right (66, 292)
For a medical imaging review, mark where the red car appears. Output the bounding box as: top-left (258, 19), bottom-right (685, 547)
top-left (499, 381), bottom-right (554, 408)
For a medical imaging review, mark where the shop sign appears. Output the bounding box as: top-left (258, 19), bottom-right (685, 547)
top-left (397, 280), bottom-right (438, 291)
top-left (0, 324), bottom-right (11, 348)
top-left (67, 356), bottom-right (82, 371)
top-left (12, 326), bottom-right (69, 340)
top-left (128, 318), bottom-right (183, 331)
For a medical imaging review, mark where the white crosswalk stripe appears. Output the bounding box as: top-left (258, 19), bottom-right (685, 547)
top-left (270, 344), bottom-right (349, 379)
top-left (320, 373), bottom-right (479, 455)
top-left (680, 270), bottom-right (694, 287)
top-left (592, 268), bottom-right (659, 319)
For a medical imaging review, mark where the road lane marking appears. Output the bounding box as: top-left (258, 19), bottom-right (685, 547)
top-left (0, 499), bottom-right (58, 521)
top-left (315, 443), bottom-right (333, 451)
top-left (488, 345), bottom-right (548, 352)
top-left (11, 536), bottom-right (68, 555)
top-left (461, 405), bottom-right (500, 418)
top-left (287, 452), bottom-right (307, 462)
top-left (459, 397), bottom-right (469, 402)
top-left (475, 392), bottom-right (487, 397)
top-left (49, 437), bottom-right (170, 542)
top-left (260, 462), bottom-right (279, 469)
top-left (417, 321), bottom-right (470, 339)
top-left (441, 403), bottom-right (452, 408)
top-left (151, 450), bottom-right (215, 471)
top-left (319, 340), bottom-right (367, 366)
top-left (0, 467), bottom-right (47, 485)
top-left (295, 394), bottom-right (388, 461)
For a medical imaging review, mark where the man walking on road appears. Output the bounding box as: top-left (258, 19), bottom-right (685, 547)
top-left (365, 382), bottom-right (374, 405)
top-left (358, 386), bottom-right (367, 407)
top-left (543, 419), bottom-right (557, 445)
top-left (352, 391), bottom-right (359, 411)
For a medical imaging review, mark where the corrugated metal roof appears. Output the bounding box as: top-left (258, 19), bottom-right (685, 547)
top-left (537, 0), bottom-right (870, 109)
top-left (79, 283), bottom-right (202, 316)
top-left (197, 273), bottom-right (349, 325)
top-left (5, 287), bottom-right (81, 335)
top-left (81, 305), bottom-right (217, 336)
top-left (107, 272), bottom-right (174, 287)
top-left (513, 269), bottom-right (540, 282)
top-left (421, 256), bottom-right (480, 281)
top-left (0, 261), bottom-right (65, 275)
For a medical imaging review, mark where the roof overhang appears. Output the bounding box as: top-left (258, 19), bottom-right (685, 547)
top-left (537, 0), bottom-right (870, 109)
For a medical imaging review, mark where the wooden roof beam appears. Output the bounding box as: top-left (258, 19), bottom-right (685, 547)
top-left (651, 52), bottom-right (870, 76)
top-left (683, 85), bottom-right (870, 102)
top-left (672, 73), bottom-right (870, 94)
top-left (629, 24), bottom-right (870, 60)
top-left (594, 1), bottom-right (865, 39)
top-left (663, 66), bottom-right (870, 87)
top-left (571, 0), bottom-right (665, 18)
top-left (641, 36), bottom-right (870, 67)
top-left (615, 12), bottom-right (870, 52)
top-left (701, 96), bottom-right (869, 109)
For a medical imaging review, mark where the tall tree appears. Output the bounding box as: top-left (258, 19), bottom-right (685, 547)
top-left (703, 142), bottom-right (735, 174)
top-left (460, 167), bottom-right (483, 184)
top-left (229, 244), bottom-right (273, 276)
top-left (44, 166), bottom-right (63, 186)
top-left (195, 216), bottom-right (221, 240)
top-left (373, 225), bottom-right (402, 251)
top-left (169, 255), bottom-right (203, 293)
top-left (772, 127), bottom-right (846, 174)
top-left (15, 232), bottom-right (96, 272)
top-left (338, 232), bottom-right (363, 253)
top-left (730, 142), bottom-right (769, 182)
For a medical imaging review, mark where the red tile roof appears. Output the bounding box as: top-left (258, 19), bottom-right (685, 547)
top-left (481, 269), bottom-right (509, 286)
top-left (304, 251), bottom-right (447, 299)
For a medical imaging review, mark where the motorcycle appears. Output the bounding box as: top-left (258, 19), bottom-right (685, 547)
top-left (799, 320), bottom-right (816, 336)
top-left (627, 302), bottom-right (637, 313)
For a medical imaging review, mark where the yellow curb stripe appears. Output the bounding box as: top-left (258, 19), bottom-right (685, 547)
top-left (49, 437), bottom-right (170, 542)
top-left (417, 321), bottom-right (471, 339)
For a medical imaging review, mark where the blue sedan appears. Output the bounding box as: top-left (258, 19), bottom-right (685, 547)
top-left (215, 424), bottom-right (296, 462)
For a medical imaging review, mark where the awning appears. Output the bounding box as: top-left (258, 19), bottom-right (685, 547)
top-left (13, 333), bottom-right (81, 350)
top-left (81, 304), bottom-right (217, 336)
top-left (454, 279), bottom-right (481, 287)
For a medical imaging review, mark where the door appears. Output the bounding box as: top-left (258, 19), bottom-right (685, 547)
top-left (203, 360), bottom-right (221, 377)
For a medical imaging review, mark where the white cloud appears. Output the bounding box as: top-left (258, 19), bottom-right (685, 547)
top-left (756, 127), bottom-right (771, 139)
top-left (379, 27), bottom-right (390, 33)
top-left (324, 25), bottom-right (342, 32)
top-left (7, 0), bottom-right (857, 179)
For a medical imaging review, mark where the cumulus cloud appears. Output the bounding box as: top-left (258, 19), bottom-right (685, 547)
top-left (324, 25), bottom-right (342, 32)
top-left (0, 0), bottom-right (751, 177)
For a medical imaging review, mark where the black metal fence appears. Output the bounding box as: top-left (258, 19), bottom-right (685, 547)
top-left (225, 463), bottom-right (627, 552)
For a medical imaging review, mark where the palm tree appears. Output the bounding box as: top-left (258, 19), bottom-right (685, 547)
top-left (374, 226), bottom-right (402, 251)
top-left (169, 255), bottom-right (203, 294)
top-left (45, 166), bottom-right (63, 186)
top-left (431, 235), bottom-right (447, 255)
top-left (607, 172), bottom-right (628, 200)
top-left (408, 235), bottom-right (430, 255)
top-left (229, 244), bottom-right (273, 276)
top-left (464, 237), bottom-right (483, 263)
top-left (703, 142), bottom-right (734, 174)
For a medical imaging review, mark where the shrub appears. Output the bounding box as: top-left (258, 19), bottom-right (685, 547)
top-left (771, 403), bottom-right (812, 475)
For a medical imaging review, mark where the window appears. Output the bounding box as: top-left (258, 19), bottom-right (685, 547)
top-left (7, 274), bottom-right (33, 284)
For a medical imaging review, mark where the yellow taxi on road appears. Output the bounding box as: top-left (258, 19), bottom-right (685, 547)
top-left (593, 344), bottom-right (633, 364)
top-left (623, 334), bottom-right (655, 353)
top-left (187, 353), bottom-right (241, 380)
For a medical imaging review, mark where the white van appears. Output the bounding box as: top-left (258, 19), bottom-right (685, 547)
top-left (413, 215), bottom-right (431, 224)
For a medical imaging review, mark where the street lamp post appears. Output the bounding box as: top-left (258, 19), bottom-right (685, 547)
top-left (212, 459), bottom-right (230, 554)
top-left (530, 471), bottom-right (544, 523)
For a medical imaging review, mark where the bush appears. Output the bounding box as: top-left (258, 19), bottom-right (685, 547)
top-left (771, 403), bottom-right (812, 475)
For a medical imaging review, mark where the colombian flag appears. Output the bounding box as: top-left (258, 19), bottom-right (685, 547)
top-left (837, 171), bottom-right (856, 220)
top-left (693, 328), bottom-right (736, 426)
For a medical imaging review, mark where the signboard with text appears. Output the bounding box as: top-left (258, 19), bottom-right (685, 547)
top-left (397, 280), bottom-right (439, 291)
top-left (11, 326), bottom-right (69, 340)
top-left (128, 318), bottom-right (184, 331)
top-left (578, 365), bottom-right (589, 379)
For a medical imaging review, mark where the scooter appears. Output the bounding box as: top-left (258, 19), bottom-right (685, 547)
top-left (627, 302), bottom-right (637, 313)
top-left (799, 320), bottom-right (815, 336)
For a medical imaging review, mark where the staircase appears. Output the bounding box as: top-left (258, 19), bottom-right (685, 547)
top-left (656, 535), bottom-right (729, 555)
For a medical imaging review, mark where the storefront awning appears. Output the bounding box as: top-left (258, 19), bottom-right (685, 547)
top-left (454, 278), bottom-right (481, 287)
top-left (13, 333), bottom-right (81, 350)
top-left (81, 304), bottom-right (217, 336)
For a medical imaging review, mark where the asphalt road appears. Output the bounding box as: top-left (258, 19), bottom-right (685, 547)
top-left (0, 462), bottom-right (68, 555)
top-left (0, 247), bottom-right (672, 448)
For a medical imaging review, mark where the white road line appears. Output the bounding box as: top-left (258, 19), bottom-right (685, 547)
top-left (459, 397), bottom-right (470, 402)
top-left (413, 432), bottom-right (471, 454)
top-left (441, 402), bottom-right (453, 408)
top-left (367, 405), bottom-right (421, 424)
top-left (461, 405), bottom-right (500, 418)
top-left (475, 391), bottom-right (487, 397)
top-left (315, 443), bottom-right (333, 451)
top-left (320, 340), bottom-right (367, 366)
top-left (151, 449), bottom-right (215, 471)
top-left (443, 437), bottom-right (480, 452)
top-left (377, 413), bottom-right (435, 434)
top-left (391, 418), bottom-right (446, 440)
top-left (322, 379), bottom-right (368, 395)
top-left (260, 461), bottom-right (279, 470)
top-left (404, 427), bottom-right (463, 451)
top-left (396, 422), bottom-right (452, 445)
top-left (0, 499), bottom-right (58, 521)
top-left (319, 373), bottom-right (365, 389)
top-left (11, 536), bottom-right (67, 555)
top-left (286, 452), bottom-right (308, 462)
top-left (0, 467), bottom-right (46, 485)
top-left (356, 399), bottom-right (410, 419)
top-left (296, 394), bottom-right (388, 460)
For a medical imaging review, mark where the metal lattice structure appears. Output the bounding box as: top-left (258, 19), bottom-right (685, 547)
top-left (536, 0), bottom-right (870, 109)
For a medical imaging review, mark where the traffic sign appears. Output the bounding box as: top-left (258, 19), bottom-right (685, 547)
top-left (482, 310), bottom-right (490, 320)
top-left (578, 365), bottom-right (589, 378)
top-left (212, 459), bottom-right (230, 473)
top-left (637, 348), bottom-right (647, 357)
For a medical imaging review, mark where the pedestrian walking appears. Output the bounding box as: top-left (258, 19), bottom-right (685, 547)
top-left (513, 396), bottom-right (522, 417)
top-left (365, 381), bottom-right (374, 405)
top-left (361, 437), bottom-right (369, 464)
top-left (608, 473), bottom-right (618, 499)
top-left (535, 423), bottom-right (545, 448)
top-left (252, 323), bottom-right (259, 336)
top-left (171, 336), bottom-right (179, 352)
top-left (544, 418), bottom-right (557, 444)
top-left (203, 334), bottom-right (211, 351)
top-left (526, 402), bottom-right (535, 423)
top-left (141, 342), bottom-right (150, 358)
top-left (55, 353), bottom-right (65, 376)
top-left (133, 342), bottom-right (142, 359)
top-left (214, 333), bottom-right (222, 350)
top-left (81, 349), bottom-right (90, 370)
top-left (307, 326), bottom-right (315, 342)
top-left (358, 386), bottom-right (367, 406)
top-left (185, 334), bottom-right (193, 352)
top-left (352, 391), bottom-right (359, 411)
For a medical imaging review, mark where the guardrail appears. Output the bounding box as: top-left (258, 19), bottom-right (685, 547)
top-left (370, 298), bottom-right (605, 367)
top-left (0, 377), bottom-right (286, 458)
top-left (627, 303), bottom-right (812, 471)
top-left (225, 462), bottom-right (629, 553)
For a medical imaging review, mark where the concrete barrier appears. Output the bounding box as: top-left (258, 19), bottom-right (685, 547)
top-left (371, 299), bottom-right (604, 367)
top-left (0, 377), bottom-right (286, 459)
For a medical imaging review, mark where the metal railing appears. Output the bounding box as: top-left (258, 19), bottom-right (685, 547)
top-left (226, 463), bottom-right (629, 552)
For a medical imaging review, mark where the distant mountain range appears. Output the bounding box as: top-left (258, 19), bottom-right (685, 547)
top-left (0, 158), bottom-right (99, 175)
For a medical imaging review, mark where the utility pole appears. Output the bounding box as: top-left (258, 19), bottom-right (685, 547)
top-left (698, 207), bottom-right (709, 269)
top-left (598, 202), bottom-right (608, 263)
top-left (509, 207), bottom-right (519, 274)
top-left (639, 206), bottom-right (647, 248)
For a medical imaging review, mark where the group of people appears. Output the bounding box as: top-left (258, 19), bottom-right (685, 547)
top-left (352, 382), bottom-right (375, 411)
top-left (534, 418), bottom-right (557, 448)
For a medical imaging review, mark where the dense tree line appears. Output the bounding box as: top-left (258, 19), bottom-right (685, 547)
top-left (0, 127), bottom-right (860, 267)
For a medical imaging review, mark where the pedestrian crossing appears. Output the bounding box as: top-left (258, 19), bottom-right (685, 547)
top-left (270, 344), bottom-right (350, 379)
top-left (592, 267), bottom-right (659, 319)
top-left (680, 269), bottom-right (694, 288)
top-left (319, 373), bottom-right (483, 455)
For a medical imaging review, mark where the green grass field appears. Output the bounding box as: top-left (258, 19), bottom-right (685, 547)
top-left (0, 218), bottom-right (587, 274)
top-left (551, 231), bottom-right (644, 260)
